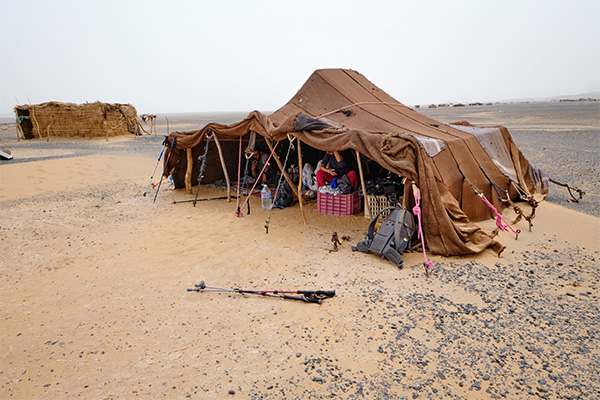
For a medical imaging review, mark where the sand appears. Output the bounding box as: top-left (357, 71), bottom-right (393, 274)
top-left (1, 106), bottom-right (599, 399)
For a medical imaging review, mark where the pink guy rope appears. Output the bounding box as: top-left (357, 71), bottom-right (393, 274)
top-left (412, 187), bottom-right (433, 275)
top-left (479, 193), bottom-right (520, 239)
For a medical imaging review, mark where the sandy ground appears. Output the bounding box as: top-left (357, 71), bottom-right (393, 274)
top-left (1, 106), bottom-right (599, 399)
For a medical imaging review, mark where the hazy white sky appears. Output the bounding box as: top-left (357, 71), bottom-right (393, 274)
top-left (1, 0), bottom-right (598, 116)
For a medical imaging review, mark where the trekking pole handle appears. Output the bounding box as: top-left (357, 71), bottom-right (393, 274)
top-left (283, 294), bottom-right (322, 304)
top-left (297, 290), bottom-right (336, 298)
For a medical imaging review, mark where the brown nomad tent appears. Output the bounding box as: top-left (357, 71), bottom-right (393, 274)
top-left (164, 69), bottom-right (548, 257)
top-left (14, 101), bottom-right (140, 139)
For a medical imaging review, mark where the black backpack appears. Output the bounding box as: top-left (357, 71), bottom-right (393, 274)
top-left (273, 181), bottom-right (295, 208)
top-left (352, 206), bottom-right (416, 268)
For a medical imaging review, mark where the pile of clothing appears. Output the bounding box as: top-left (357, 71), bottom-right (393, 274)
top-left (317, 174), bottom-right (355, 195)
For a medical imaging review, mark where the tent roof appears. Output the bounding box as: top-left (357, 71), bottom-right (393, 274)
top-left (166, 69), bottom-right (544, 256)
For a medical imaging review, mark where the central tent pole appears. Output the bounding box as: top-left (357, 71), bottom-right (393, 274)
top-left (185, 148), bottom-right (194, 194)
top-left (297, 139), bottom-right (308, 225)
top-left (355, 150), bottom-right (369, 218)
top-left (212, 134), bottom-right (231, 202)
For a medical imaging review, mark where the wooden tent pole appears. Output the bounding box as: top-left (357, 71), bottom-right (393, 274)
top-left (185, 148), bottom-right (193, 194)
top-left (212, 134), bottom-right (231, 202)
top-left (356, 150), bottom-right (370, 219)
top-left (30, 109), bottom-right (42, 140)
top-left (297, 139), bottom-right (308, 225)
top-left (264, 137), bottom-right (305, 204)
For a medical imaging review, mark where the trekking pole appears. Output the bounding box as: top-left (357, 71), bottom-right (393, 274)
top-left (153, 136), bottom-right (177, 203)
top-left (193, 133), bottom-right (212, 206)
top-left (173, 196), bottom-right (228, 204)
top-left (187, 281), bottom-right (335, 304)
top-left (236, 150), bottom-right (253, 217)
top-left (143, 136), bottom-right (169, 196)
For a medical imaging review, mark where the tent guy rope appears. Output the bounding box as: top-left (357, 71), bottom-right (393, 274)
top-left (265, 135), bottom-right (296, 233)
top-left (236, 141), bottom-right (279, 217)
top-left (412, 185), bottom-right (433, 276)
top-left (315, 101), bottom-right (406, 119)
top-left (458, 166), bottom-right (520, 240)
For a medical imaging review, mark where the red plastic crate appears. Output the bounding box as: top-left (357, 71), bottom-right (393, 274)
top-left (317, 191), bottom-right (361, 216)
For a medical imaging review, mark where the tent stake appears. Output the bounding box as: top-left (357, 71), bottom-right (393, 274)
top-left (297, 139), bottom-right (308, 225)
top-left (356, 150), bottom-right (369, 218)
top-left (212, 134), bottom-right (231, 202)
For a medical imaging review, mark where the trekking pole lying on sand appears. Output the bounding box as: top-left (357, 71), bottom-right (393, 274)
top-left (187, 281), bottom-right (336, 304)
top-left (173, 196), bottom-right (228, 204)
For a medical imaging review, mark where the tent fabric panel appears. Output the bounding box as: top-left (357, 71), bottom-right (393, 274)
top-left (323, 69), bottom-right (481, 141)
top-left (452, 124), bottom-right (519, 182)
top-left (321, 70), bottom-right (518, 212)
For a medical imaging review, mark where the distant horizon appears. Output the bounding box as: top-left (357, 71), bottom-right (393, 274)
top-left (1, 91), bottom-right (598, 121)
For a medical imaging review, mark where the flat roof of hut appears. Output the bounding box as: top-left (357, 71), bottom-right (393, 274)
top-left (14, 101), bottom-right (140, 140)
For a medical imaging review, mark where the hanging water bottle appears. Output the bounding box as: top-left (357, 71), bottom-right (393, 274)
top-left (261, 184), bottom-right (272, 210)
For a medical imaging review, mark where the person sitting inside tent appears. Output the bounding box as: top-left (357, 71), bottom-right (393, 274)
top-left (250, 147), bottom-right (271, 185)
top-left (316, 151), bottom-right (359, 192)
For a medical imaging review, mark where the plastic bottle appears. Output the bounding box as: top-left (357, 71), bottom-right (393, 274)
top-left (261, 184), bottom-right (272, 210)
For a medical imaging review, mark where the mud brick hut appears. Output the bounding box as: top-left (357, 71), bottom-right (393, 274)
top-left (14, 101), bottom-right (140, 140)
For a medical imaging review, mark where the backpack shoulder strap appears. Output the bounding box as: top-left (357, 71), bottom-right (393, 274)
top-left (368, 207), bottom-right (402, 255)
top-left (366, 206), bottom-right (396, 240)
top-left (393, 209), bottom-right (407, 252)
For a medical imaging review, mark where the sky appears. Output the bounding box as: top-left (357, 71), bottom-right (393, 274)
top-left (1, 0), bottom-right (599, 116)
